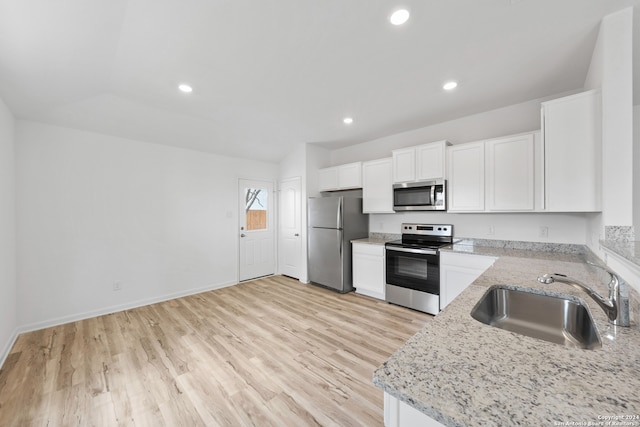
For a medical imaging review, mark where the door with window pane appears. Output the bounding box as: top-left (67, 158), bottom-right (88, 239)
top-left (239, 179), bottom-right (275, 281)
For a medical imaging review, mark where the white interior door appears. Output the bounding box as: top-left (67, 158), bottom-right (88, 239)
top-left (239, 179), bottom-right (275, 281)
top-left (278, 177), bottom-right (301, 279)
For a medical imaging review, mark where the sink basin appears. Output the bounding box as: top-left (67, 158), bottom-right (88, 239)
top-left (470, 286), bottom-right (601, 349)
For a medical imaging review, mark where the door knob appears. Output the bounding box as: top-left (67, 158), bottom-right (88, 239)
top-left (294, 233), bottom-right (299, 236)
top-left (241, 233), bottom-right (246, 237)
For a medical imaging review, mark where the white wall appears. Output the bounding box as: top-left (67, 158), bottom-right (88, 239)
top-left (635, 105), bottom-right (640, 233)
top-left (584, 7), bottom-right (635, 253)
top-left (306, 144), bottom-right (331, 198)
top-left (0, 97), bottom-right (17, 366)
top-left (599, 8), bottom-right (634, 228)
top-left (370, 212), bottom-right (587, 244)
top-left (329, 95), bottom-right (570, 164)
top-left (16, 121), bottom-right (277, 330)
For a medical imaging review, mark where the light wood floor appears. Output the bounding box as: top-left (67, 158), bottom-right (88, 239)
top-left (0, 275), bottom-right (431, 426)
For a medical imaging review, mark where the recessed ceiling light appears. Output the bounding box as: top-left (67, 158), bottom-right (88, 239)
top-left (443, 81), bottom-right (458, 91)
top-left (343, 117), bottom-right (354, 125)
top-left (178, 84), bottom-right (193, 93)
top-left (390, 9), bottom-right (410, 26)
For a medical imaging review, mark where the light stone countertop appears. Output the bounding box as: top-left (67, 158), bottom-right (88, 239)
top-left (350, 237), bottom-right (390, 245)
top-left (373, 246), bottom-right (640, 427)
top-left (351, 233), bottom-right (401, 246)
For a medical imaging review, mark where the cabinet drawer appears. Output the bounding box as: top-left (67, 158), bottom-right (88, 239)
top-left (352, 242), bottom-right (385, 256)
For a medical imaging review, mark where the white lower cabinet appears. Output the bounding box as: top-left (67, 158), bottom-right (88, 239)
top-left (439, 252), bottom-right (496, 310)
top-left (384, 392), bottom-right (445, 427)
top-left (352, 242), bottom-right (385, 300)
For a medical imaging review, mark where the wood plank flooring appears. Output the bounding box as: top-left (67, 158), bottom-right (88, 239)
top-left (0, 275), bottom-right (431, 426)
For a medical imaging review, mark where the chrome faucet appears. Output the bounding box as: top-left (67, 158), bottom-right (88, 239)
top-left (537, 263), bottom-right (630, 327)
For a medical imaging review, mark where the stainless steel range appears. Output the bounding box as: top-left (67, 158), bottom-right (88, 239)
top-left (385, 223), bottom-right (453, 314)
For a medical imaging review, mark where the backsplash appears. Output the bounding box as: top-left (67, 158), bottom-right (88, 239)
top-left (605, 225), bottom-right (635, 242)
top-left (455, 238), bottom-right (585, 254)
top-left (369, 232), bottom-right (401, 241)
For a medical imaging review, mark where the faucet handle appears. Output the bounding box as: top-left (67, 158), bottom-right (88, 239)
top-left (586, 261), bottom-right (630, 326)
top-left (586, 261), bottom-right (619, 289)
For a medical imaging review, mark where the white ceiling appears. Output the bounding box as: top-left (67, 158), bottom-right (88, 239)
top-left (0, 0), bottom-right (637, 162)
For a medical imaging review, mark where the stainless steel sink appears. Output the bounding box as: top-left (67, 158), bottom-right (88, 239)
top-left (470, 286), bottom-right (602, 349)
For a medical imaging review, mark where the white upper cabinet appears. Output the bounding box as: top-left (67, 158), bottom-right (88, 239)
top-left (318, 166), bottom-right (339, 191)
top-left (416, 141), bottom-right (447, 180)
top-left (485, 133), bottom-right (535, 211)
top-left (542, 90), bottom-right (601, 212)
top-left (392, 140), bottom-right (450, 183)
top-left (318, 162), bottom-right (362, 192)
top-left (337, 162), bottom-right (362, 190)
top-left (447, 141), bottom-right (485, 211)
top-left (448, 132), bottom-right (540, 213)
top-left (362, 158), bottom-right (394, 213)
top-left (392, 148), bottom-right (416, 183)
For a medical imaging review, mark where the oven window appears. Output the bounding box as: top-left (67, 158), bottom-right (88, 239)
top-left (396, 255), bottom-right (428, 279)
top-left (386, 249), bottom-right (439, 295)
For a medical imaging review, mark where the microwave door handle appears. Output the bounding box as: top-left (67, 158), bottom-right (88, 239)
top-left (430, 185), bottom-right (436, 206)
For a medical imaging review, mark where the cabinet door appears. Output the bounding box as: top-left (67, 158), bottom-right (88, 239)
top-left (337, 162), bottom-right (362, 189)
top-left (486, 134), bottom-right (534, 211)
top-left (362, 158), bottom-right (394, 213)
top-left (439, 252), bottom-right (496, 310)
top-left (447, 141), bottom-right (485, 211)
top-left (416, 140), bottom-right (448, 181)
top-left (543, 90), bottom-right (601, 212)
top-left (384, 392), bottom-right (446, 427)
top-left (392, 148), bottom-right (416, 183)
top-left (318, 167), bottom-right (339, 191)
top-left (352, 243), bottom-right (385, 300)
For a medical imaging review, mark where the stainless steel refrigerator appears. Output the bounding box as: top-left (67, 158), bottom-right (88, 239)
top-left (307, 197), bottom-right (369, 293)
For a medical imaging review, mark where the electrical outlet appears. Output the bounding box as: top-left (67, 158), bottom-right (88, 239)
top-left (488, 226), bottom-right (495, 235)
top-left (539, 226), bottom-right (548, 238)
top-left (113, 281), bottom-right (122, 291)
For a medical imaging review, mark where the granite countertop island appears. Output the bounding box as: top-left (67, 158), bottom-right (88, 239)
top-left (374, 241), bottom-right (640, 426)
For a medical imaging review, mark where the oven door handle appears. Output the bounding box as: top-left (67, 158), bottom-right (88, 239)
top-left (386, 246), bottom-right (437, 255)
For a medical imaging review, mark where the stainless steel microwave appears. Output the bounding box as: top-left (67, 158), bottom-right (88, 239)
top-left (393, 179), bottom-right (446, 211)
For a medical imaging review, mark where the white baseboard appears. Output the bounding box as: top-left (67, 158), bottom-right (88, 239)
top-left (17, 279), bottom-right (238, 334)
top-left (0, 328), bottom-right (19, 371)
